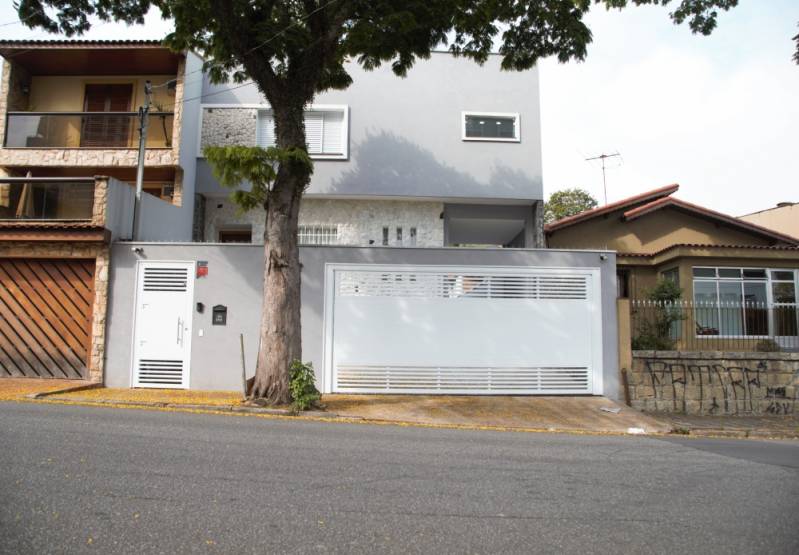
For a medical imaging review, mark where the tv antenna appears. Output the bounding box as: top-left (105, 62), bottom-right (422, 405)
top-left (585, 152), bottom-right (621, 205)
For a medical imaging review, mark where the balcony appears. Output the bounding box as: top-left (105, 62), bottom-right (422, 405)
top-left (0, 176), bottom-right (141, 241)
top-left (4, 111), bottom-right (174, 149)
top-left (0, 177), bottom-right (95, 221)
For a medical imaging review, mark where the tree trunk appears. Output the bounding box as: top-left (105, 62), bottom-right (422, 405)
top-left (249, 102), bottom-right (309, 404)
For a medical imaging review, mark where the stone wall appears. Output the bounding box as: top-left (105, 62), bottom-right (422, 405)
top-left (0, 148), bottom-right (177, 168)
top-left (0, 242), bottom-right (110, 383)
top-left (200, 107), bottom-right (258, 149)
top-left (204, 197), bottom-right (445, 247)
top-left (629, 351), bottom-right (799, 416)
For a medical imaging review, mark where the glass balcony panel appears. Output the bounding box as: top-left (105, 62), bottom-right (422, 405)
top-left (4, 112), bottom-right (173, 148)
top-left (0, 181), bottom-right (95, 220)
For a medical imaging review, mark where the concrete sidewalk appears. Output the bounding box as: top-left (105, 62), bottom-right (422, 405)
top-left (33, 386), bottom-right (670, 434)
top-left (0, 378), bottom-right (89, 401)
top-left (322, 394), bottom-right (671, 434)
top-left (662, 414), bottom-right (799, 439)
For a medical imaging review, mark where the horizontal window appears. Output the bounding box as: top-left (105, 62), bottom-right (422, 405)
top-left (298, 224), bottom-right (338, 245)
top-left (462, 112), bottom-right (520, 142)
top-left (692, 265), bottom-right (798, 338)
top-left (258, 107), bottom-right (348, 159)
top-left (219, 226), bottom-right (252, 243)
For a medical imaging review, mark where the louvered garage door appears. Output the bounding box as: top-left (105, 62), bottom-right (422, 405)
top-left (326, 265), bottom-right (603, 395)
top-left (0, 258), bottom-right (95, 379)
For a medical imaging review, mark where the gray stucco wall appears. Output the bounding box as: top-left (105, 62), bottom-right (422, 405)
top-left (172, 51), bottom-right (204, 241)
top-left (196, 52), bottom-right (542, 203)
top-left (105, 244), bottom-right (618, 398)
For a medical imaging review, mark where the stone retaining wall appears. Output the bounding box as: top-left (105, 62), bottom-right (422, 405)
top-left (629, 351), bottom-right (799, 416)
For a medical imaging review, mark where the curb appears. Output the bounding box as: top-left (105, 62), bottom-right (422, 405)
top-left (13, 395), bottom-right (797, 440)
top-left (678, 428), bottom-right (799, 440)
top-left (38, 395), bottom-right (347, 419)
top-left (27, 382), bottom-right (104, 400)
top-left (20, 395), bottom-right (668, 437)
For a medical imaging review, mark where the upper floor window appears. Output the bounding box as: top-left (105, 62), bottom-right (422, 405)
top-left (298, 224), bottom-right (338, 245)
top-left (257, 106), bottom-right (348, 159)
top-left (462, 112), bottom-right (520, 142)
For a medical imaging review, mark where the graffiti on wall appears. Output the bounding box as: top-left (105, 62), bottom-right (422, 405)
top-left (641, 359), bottom-right (797, 415)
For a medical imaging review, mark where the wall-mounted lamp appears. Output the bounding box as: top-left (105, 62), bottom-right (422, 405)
top-left (131, 246), bottom-right (144, 255)
top-left (599, 254), bottom-right (608, 261)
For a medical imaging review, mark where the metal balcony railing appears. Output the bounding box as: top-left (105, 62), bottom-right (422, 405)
top-left (0, 177), bottom-right (95, 221)
top-left (4, 111), bottom-right (174, 149)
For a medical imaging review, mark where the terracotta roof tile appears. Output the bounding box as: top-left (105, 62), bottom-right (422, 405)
top-left (0, 221), bottom-right (101, 230)
top-left (545, 184), bottom-right (679, 232)
top-left (620, 243), bottom-right (799, 259)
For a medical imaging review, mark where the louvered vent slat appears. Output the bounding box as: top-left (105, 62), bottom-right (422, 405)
top-left (335, 365), bottom-right (590, 394)
top-left (137, 359), bottom-right (184, 385)
top-left (337, 271), bottom-right (588, 300)
top-left (143, 267), bottom-right (188, 292)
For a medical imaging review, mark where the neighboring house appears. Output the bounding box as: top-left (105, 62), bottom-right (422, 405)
top-left (546, 184), bottom-right (799, 349)
top-left (0, 40), bottom-right (202, 381)
top-left (740, 202), bottom-right (799, 241)
top-left (196, 51), bottom-right (545, 248)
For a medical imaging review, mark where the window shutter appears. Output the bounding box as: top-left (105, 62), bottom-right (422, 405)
top-left (256, 111), bottom-right (276, 148)
top-left (321, 110), bottom-right (344, 155)
top-left (305, 112), bottom-right (324, 154)
top-left (255, 108), bottom-right (345, 156)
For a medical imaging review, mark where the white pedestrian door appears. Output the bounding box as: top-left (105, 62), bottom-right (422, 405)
top-left (132, 261), bottom-right (194, 388)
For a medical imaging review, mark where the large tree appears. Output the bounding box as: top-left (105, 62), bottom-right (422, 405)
top-left (18, 0), bottom-right (740, 404)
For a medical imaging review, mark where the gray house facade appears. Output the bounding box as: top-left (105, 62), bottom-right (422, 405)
top-left (195, 52), bottom-right (545, 248)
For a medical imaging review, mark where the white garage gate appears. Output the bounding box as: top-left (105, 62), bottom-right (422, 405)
top-left (323, 264), bottom-right (603, 395)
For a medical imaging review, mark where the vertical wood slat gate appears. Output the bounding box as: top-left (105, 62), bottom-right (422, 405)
top-left (0, 258), bottom-right (95, 379)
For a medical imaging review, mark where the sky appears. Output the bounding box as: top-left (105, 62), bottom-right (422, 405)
top-left (0, 1), bottom-right (796, 216)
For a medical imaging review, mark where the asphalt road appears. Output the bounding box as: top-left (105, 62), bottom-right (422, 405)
top-left (1, 403), bottom-right (797, 554)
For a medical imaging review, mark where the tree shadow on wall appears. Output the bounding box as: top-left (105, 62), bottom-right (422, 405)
top-left (326, 131), bottom-right (540, 199)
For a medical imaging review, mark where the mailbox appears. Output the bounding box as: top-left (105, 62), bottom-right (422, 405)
top-left (212, 305), bottom-right (227, 326)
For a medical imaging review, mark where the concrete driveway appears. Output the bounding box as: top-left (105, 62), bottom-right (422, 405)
top-left (323, 394), bottom-right (671, 434)
top-left (0, 378), bottom-right (87, 401)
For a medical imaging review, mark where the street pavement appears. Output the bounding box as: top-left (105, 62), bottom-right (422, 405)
top-left (1, 402), bottom-right (797, 554)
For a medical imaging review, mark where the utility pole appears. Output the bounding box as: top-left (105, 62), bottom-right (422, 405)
top-left (585, 152), bottom-right (620, 205)
top-left (132, 80), bottom-right (152, 240)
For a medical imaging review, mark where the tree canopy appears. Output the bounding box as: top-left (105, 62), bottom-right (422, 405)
top-left (18, 1), bottom-right (744, 93)
top-left (544, 188), bottom-right (598, 224)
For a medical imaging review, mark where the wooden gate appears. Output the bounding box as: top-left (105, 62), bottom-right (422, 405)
top-left (0, 259), bottom-right (95, 379)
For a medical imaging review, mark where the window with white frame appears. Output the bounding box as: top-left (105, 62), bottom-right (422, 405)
top-left (462, 112), bottom-right (520, 142)
top-left (257, 107), bottom-right (348, 158)
top-left (298, 224), bottom-right (338, 245)
top-left (692, 267), bottom-right (798, 337)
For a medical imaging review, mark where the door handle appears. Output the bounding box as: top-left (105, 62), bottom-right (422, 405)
top-left (176, 317), bottom-right (182, 345)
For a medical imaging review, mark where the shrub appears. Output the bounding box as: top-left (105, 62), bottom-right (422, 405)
top-left (631, 278), bottom-right (685, 350)
top-left (289, 360), bottom-right (321, 411)
top-left (755, 339), bottom-right (781, 352)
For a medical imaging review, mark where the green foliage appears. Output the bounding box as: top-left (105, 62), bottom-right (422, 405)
top-left (18, 1), bottom-right (742, 86)
top-left (632, 279), bottom-right (685, 351)
top-left (203, 145), bottom-right (312, 212)
top-left (644, 278), bottom-right (683, 304)
top-left (544, 188), bottom-right (598, 224)
top-left (755, 339), bottom-right (782, 353)
top-left (289, 360), bottom-right (321, 411)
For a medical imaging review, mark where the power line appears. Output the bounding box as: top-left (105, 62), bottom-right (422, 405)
top-left (585, 152), bottom-right (621, 205)
top-left (0, 8), bottom-right (43, 28)
top-left (151, 0), bottom-right (341, 93)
